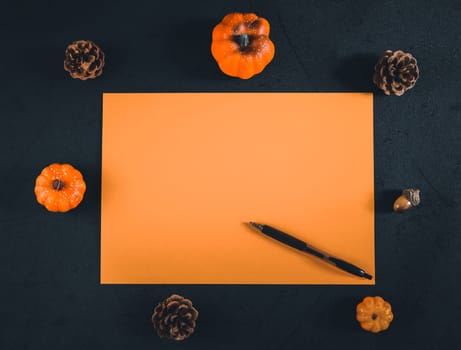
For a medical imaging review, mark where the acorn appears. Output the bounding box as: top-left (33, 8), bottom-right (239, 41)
top-left (393, 188), bottom-right (421, 212)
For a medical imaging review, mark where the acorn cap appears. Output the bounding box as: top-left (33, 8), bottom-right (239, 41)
top-left (402, 188), bottom-right (421, 207)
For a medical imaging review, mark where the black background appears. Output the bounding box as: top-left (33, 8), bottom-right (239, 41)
top-left (1, 0), bottom-right (461, 349)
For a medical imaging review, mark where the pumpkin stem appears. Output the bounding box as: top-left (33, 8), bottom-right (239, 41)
top-left (236, 33), bottom-right (250, 50)
top-left (371, 313), bottom-right (378, 320)
top-left (52, 179), bottom-right (65, 191)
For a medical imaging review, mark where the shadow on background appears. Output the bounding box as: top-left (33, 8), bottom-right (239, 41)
top-left (326, 296), bottom-right (362, 333)
top-left (375, 189), bottom-right (401, 214)
top-left (334, 53), bottom-right (381, 92)
top-left (168, 18), bottom-right (227, 81)
top-left (117, 288), bottom-right (158, 340)
top-left (77, 162), bottom-right (101, 217)
top-left (98, 40), bottom-right (128, 82)
top-left (14, 43), bottom-right (67, 81)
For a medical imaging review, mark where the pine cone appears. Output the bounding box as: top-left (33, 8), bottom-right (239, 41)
top-left (64, 40), bottom-right (105, 80)
top-left (373, 50), bottom-right (419, 96)
top-left (152, 294), bottom-right (198, 341)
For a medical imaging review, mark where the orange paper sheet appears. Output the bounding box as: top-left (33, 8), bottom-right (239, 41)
top-left (101, 93), bottom-right (374, 284)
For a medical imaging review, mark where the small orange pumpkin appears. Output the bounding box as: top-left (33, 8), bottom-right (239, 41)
top-left (34, 163), bottom-right (86, 212)
top-left (211, 12), bottom-right (275, 79)
top-left (356, 296), bottom-right (394, 333)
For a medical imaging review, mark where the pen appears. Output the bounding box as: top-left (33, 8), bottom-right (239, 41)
top-left (249, 222), bottom-right (372, 280)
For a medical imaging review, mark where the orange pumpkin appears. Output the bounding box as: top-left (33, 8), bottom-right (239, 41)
top-left (211, 12), bottom-right (275, 79)
top-left (34, 163), bottom-right (86, 212)
top-left (356, 296), bottom-right (394, 333)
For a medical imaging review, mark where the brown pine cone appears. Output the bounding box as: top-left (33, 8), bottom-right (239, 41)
top-left (152, 294), bottom-right (199, 341)
top-left (373, 50), bottom-right (419, 96)
top-left (64, 40), bottom-right (105, 80)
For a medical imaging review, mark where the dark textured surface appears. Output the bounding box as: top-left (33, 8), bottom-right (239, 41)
top-left (1, 0), bottom-right (461, 349)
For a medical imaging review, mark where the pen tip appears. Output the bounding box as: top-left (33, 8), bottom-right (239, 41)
top-left (364, 273), bottom-right (373, 280)
top-left (249, 222), bottom-right (263, 230)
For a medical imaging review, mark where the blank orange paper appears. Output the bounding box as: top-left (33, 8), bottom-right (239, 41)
top-left (101, 93), bottom-right (374, 284)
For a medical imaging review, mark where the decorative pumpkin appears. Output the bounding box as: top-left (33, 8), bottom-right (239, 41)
top-left (34, 163), bottom-right (86, 212)
top-left (211, 12), bottom-right (275, 79)
top-left (356, 296), bottom-right (394, 333)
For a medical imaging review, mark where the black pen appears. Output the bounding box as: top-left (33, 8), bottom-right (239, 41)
top-left (249, 222), bottom-right (372, 280)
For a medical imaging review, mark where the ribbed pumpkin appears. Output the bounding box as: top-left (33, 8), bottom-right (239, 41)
top-left (356, 296), bottom-right (394, 333)
top-left (34, 163), bottom-right (86, 212)
top-left (211, 12), bottom-right (275, 79)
